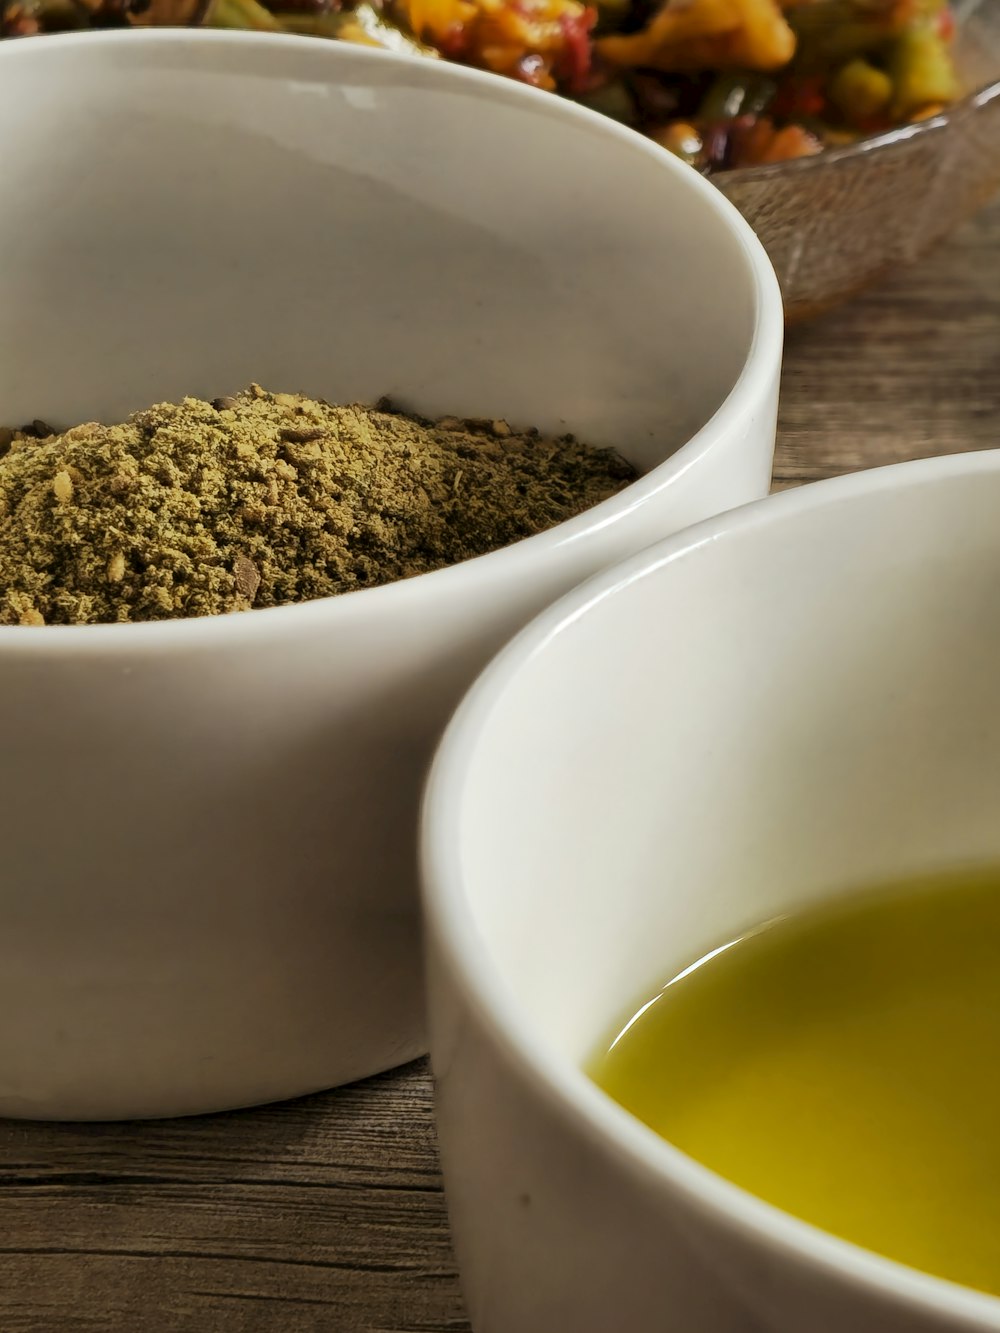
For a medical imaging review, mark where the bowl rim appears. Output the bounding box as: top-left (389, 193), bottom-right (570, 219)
top-left (717, 25), bottom-right (1000, 186)
top-left (0, 27), bottom-right (782, 654)
top-left (421, 446), bottom-right (1000, 1332)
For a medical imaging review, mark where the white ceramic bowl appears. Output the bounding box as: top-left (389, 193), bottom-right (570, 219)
top-left (423, 450), bottom-right (1000, 1333)
top-left (0, 30), bottom-right (780, 1120)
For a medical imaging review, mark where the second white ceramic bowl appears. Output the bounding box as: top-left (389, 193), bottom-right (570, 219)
top-left (0, 31), bottom-right (780, 1118)
top-left (424, 450), bottom-right (1000, 1333)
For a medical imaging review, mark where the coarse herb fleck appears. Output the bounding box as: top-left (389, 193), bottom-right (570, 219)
top-left (0, 385), bottom-right (637, 625)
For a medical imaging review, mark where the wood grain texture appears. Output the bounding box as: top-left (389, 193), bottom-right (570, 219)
top-left (0, 1065), bottom-right (458, 1333)
top-left (1, 198), bottom-right (998, 1333)
top-left (774, 196), bottom-right (1000, 490)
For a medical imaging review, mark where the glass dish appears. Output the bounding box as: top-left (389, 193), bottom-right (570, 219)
top-left (714, 3), bottom-right (1000, 321)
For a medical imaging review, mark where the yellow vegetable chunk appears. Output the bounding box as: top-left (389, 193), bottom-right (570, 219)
top-left (829, 57), bottom-right (893, 124)
top-left (598, 0), bottom-right (796, 74)
top-left (889, 24), bottom-right (959, 119)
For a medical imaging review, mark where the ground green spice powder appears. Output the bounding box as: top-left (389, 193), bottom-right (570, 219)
top-left (0, 386), bottom-right (636, 626)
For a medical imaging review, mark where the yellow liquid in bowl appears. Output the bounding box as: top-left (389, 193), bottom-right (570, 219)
top-left (590, 871), bottom-right (1000, 1296)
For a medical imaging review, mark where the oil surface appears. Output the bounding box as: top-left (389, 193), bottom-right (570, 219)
top-left (590, 870), bottom-right (1000, 1296)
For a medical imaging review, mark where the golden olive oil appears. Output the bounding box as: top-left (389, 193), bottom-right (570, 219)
top-left (590, 870), bottom-right (1000, 1296)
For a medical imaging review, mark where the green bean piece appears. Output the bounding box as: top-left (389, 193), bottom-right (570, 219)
top-left (207, 0), bottom-right (285, 31)
top-left (888, 24), bottom-right (958, 118)
top-left (277, 11), bottom-right (349, 34)
top-left (577, 79), bottom-right (635, 125)
top-left (699, 72), bottom-right (777, 122)
top-left (829, 57), bottom-right (893, 123)
top-left (787, 2), bottom-right (895, 72)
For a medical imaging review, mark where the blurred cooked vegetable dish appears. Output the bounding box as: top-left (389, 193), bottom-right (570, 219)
top-left (1, 0), bottom-right (961, 172)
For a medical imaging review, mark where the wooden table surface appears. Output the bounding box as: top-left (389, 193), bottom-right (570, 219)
top-left (2, 199), bottom-right (998, 1333)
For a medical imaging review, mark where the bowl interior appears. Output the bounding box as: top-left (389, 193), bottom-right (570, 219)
top-left (0, 32), bottom-right (760, 471)
top-left (440, 456), bottom-right (1000, 1066)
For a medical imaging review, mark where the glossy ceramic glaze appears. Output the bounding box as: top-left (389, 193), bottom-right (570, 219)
top-left (0, 31), bottom-right (781, 1118)
top-left (423, 451), bottom-right (1000, 1333)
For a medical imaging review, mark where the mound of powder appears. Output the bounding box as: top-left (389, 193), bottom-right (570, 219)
top-left (0, 385), bottom-right (636, 626)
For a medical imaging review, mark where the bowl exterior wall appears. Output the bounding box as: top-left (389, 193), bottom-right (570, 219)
top-left (429, 941), bottom-right (971, 1333)
top-left (0, 399), bottom-right (775, 1119)
top-left (0, 33), bottom-right (780, 1116)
